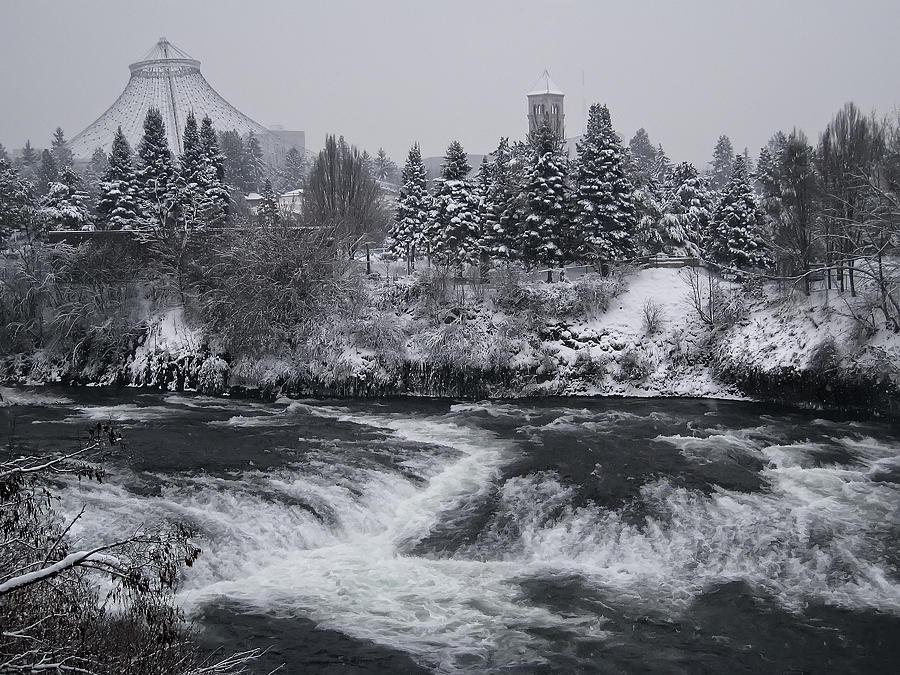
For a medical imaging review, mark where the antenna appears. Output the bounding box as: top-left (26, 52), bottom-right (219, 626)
top-left (582, 70), bottom-right (586, 135)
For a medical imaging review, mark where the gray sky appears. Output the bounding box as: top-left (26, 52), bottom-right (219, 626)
top-left (1, 0), bottom-right (898, 168)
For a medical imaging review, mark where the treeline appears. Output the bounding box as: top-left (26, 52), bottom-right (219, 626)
top-left (387, 103), bottom-right (770, 276)
top-left (388, 101), bottom-right (900, 330)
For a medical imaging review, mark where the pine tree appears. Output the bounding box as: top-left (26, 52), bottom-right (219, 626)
top-left (710, 135), bottom-right (735, 192)
top-left (427, 140), bottom-right (481, 268)
top-left (40, 166), bottom-right (92, 231)
top-left (572, 103), bottom-right (636, 262)
top-left (651, 162), bottom-right (714, 256)
top-left (708, 155), bottom-right (770, 269)
top-left (652, 144), bottom-right (672, 184)
top-left (20, 140), bottom-right (37, 167)
top-left (386, 142), bottom-right (430, 268)
top-left (522, 122), bottom-right (570, 273)
top-left (36, 150), bottom-right (58, 196)
top-left (279, 146), bottom-right (307, 191)
top-left (51, 127), bottom-right (74, 168)
top-left (245, 131), bottom-right (265, 192)
top-left (198, 116), bottom-right (229, 224)
top-left (98, 126), bottom-right (141, 230)
top-left (0, 143), bottom-right (9, 164)
top-left (258, 178), bottom-right (280, 226)
top-left (220, 130), bottom-right (251, 192)
top-left (480, 137), bottom-right (523, 260)
top-left (374, 148), bottom-right (399, 183)
top-left (200, 117), bottom-right (225, 183)
top-left (179, 112), bottom-right (204, 185)
top-left (136, 108), bottom-right (176, 223)
top-left (0, 159), bottom-right (35, 239)
top-left (628, 128), bottom-right (658, 186)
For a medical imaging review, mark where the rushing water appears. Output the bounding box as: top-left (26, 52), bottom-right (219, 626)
top-left (3, 389), bottom-right (899, 673)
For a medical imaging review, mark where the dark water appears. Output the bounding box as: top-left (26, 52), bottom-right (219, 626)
top-left (2, 388), bottom-right (899, 673)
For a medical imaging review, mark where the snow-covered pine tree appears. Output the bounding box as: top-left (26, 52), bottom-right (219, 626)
top-left (0, 143), bottom-right (8, 164)
top-left (20, 140), bottom-right (37, 168)
top-left (199, 116), bottom-right (229, 225)
top-left (51, 127), bottom-right (74, 169)
top-left (136, 108), bottom-right (176, 224)
top-left (374, 148), bottom-right (399, 184)
top-left (386, 142), bottom-right (430, 269)
top-left (39, 166), bottom-right (92, 231)
top-left (246, 131), bottom-right (265, 193)
top-left (650, 162), bottom-right (714, 257)
top-left (219, 129), bottom-right (253, 193)
top-left (427, 140), bottom-right (481, 268)
top-left (179, 112), bottom-right (204, 185)
top-left (481, 137), bottom-right (522, 261)
top-left (628, 128), bottom-right (658, 186)
top-left (0, 159), bottom-right (34, 239)
top-left (258, 178), bottom-right (280, 226)
top-left (36, 150), bottom-right (58, 196)
top-left (709, 135), bottom-right (735, 192)
top-left (708, 155), bottom-right (771, 269)
top-left (279, 146), bottom-right (306, 191)
top-left (522, 121), bottom-right (570, 275)
top-left (652, 144), bottom-right (672, 185)
top-left (97, 127), bottom-right (141, 230)
top-left (572, 103), bottom-right (636, 262)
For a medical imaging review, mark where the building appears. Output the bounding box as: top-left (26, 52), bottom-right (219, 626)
top-left (527, 70), bottom-right (565, 140)
top-left (68, 38), bottom-right (303, 166)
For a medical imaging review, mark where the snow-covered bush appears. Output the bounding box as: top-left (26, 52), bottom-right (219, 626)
top-left (197, 355), bottom-right (229, 395)
top-left (615, 348), bottom-right (651, 382)
top-left (642, 299), bottom-right (665, 335)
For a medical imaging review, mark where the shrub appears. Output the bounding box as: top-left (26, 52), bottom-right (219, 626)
top-left (642, 299), bottom-right (665, 335)
top-left (616, 348), bottom-right (651, 382)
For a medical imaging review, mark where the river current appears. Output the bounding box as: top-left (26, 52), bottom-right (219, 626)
top-left (2, 389), bottom-right (899, 673)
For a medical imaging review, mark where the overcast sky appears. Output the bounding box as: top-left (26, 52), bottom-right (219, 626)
top-left (1, 0), bottom-right (898, 168)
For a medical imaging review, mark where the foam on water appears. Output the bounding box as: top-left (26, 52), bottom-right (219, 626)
top-left (51, 397), bottom-right (900, 671)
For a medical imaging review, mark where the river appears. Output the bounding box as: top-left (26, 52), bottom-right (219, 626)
top-left (2, 389), bottom-right (899, 673)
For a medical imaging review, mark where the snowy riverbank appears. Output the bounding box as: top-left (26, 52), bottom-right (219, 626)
top-left (3, 267), bottom-right (898, 415)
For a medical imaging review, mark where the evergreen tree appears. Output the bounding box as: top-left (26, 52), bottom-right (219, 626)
top-left (652, 144), bottom-right (672, 184)
top-left (51, 127), bottom-right (74, 168)
top-left (279, 146), bottom-right (306, 191)
top-left (710, 134), bottom-right (735, 191)
top-left (39, 166), bottom-right (92, 231)
top-left (480, 137), bottom-right (523, 260)
top-left (651, 162), bottom-right (714, 256)
top-left (522, 122), bottom-right (570, 272)
top-left (373, 148), bottom-right (399, 183)
top-left (136, 108), bottom-right (176, 223)
top-left (628, 128), bottom-right (658, 186)
top-left (258, 178), bottom-right (280, 226)
top-left (386, 142), bottom-right (430, 267)
top-left (198, 116), bottom-right (229, 225)
top-left (36, 150), bottom-right (58, 197)
top-left (427, 140), bottom-right (481, 268)
top-left (245, 131), bottom-right (265, 192)
top-left (0, 143), bottom-right (9, 164)
top-left (572, 103), bottom-right (636, 261)
top-left (179, 112), bottom-right (204, 184)
top-left (98, 127), bottom-right (141, 230)
top-left (89, 147), bottom-right (109, 178)
top-left (84, 147), bottom-right (109, 207)
top-left (200, 117), bottom-right (225, 183)
top-left (219, 130), bottom-right (250, 192)
top-left (20, 140), bottom-right (37, 167)
top-left (0, 159), bottom-right (35, 239)
top-left (708, 155), bottom-right (770, 269)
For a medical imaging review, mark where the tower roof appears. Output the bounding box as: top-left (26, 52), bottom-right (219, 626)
top-left (527, 70), bottom-right (564, 97)
top-left (69, 38), bottom-right (282, 162)
top-left (129, 37), bottom-right (200, 75)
